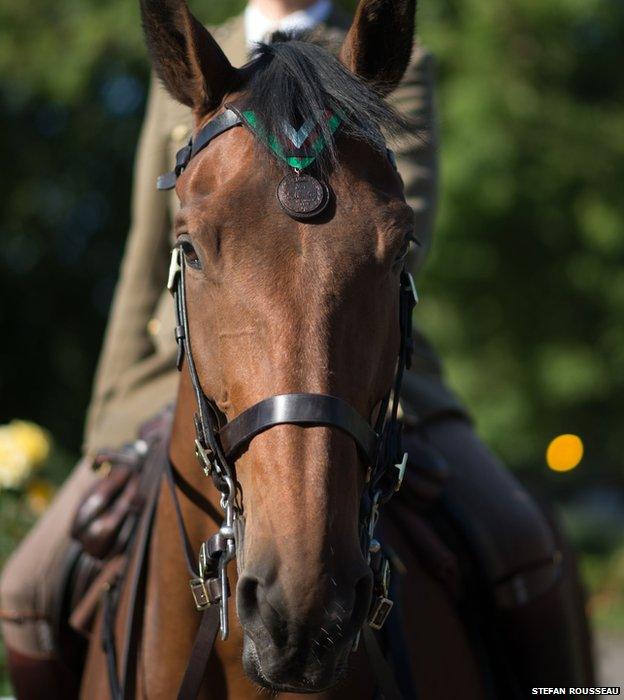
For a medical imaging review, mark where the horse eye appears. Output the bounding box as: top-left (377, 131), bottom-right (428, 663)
top-left (180, 241), bottom-right (201, 269)
top-left (393, 237), bottom-right (410, 266)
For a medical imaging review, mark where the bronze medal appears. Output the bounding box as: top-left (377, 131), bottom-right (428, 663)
top-left (277, 172), bottom-right (329, 220)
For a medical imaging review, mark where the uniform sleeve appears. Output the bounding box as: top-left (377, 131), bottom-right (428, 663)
top-left (83, 77), bottom-right (172, 447)
top-left (386, 44), bottom-right (438, 275)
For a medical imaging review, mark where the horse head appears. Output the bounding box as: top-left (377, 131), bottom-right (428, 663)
top-left (140, 0), bottom-right (417, 691)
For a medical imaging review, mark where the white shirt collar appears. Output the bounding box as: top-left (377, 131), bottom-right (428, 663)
top-left (244, 0), bottom-right (333, 49)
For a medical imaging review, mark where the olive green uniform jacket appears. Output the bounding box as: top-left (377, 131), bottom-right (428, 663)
top-left (83, 9), bottom-right (463, 455)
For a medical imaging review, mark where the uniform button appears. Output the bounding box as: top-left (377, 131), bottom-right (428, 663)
top-left (147, 318), bottom-right (161, 337)
top-left (171, 124), bottom-right (190, 142)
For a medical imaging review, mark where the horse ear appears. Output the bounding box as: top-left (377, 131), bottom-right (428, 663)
top-left (139, 0), bottom-right (239, 113)
top-left (339, 0), bottom-right (416, 96)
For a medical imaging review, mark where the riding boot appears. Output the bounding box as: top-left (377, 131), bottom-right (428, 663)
top-left (495, 578), bottom-right (592, 692)
top-left (5, 646), bottom-right (81, 700)
top-left (494, 513), bottom-right (595, 691)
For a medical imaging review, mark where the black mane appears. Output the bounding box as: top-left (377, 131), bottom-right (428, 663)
top-left (244, 35), bottom-right (410, 172)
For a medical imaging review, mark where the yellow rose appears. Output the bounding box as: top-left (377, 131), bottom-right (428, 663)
top-left (0, 426), bottom-right (33, 489)
top-left (8, 420), bottom-right (51, 468)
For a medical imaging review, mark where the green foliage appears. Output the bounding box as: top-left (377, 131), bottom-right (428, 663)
top-left (0, 0), bottom-right (245, 99)
top-left (414, 0), bottom-right (624, 479)
top-left (581, 550), bottom-right (624, 631)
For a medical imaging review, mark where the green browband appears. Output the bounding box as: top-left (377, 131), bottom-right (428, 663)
top-left (241, 110), bottom-right (341, 170)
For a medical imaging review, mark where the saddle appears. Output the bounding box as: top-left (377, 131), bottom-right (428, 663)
top-left (56, 408), bottom-right (173, 658)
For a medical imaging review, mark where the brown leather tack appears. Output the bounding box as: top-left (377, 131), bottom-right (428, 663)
top-left (71, 466), bottom-right (142, 560)
top-left (69, 555), bottom-right (126, 639)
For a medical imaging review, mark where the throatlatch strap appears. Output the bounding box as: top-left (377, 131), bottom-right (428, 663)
top-left (218, 393), bottom-right (378, 463)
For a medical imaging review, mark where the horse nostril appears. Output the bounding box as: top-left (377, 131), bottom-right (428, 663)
top-left (237, 575), bottom-right (289, 647)
top-left (238, 568), bottom-right (373, 651)
top-left (237, 575), bottom-right (260, 625)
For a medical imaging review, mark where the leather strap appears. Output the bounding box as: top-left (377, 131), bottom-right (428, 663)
top-left (191, 109), bottom-right (242, 158)
top-left (363, 626), bottom-right (405, 700)
top-left (169, 462), bottom-right (223, 526)
top-left (120, 448), bottom-right (167, 697)
top-left (157, 109), bottom-right (242, 191)
top-left (102, 584), bottom-right (123, 700)
top-left (101, 440), bottom-right (167, 700)
top-left (104, 452), bottom-right (224, 700)
top-left (177, 606), bottom-right (221, 700)
top-left (163, 461), bottom-right (224, 699)
top-left (219, 393), bottom-right (378, 463)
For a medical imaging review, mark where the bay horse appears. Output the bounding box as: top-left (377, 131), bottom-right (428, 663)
top-left (80, 0), bottom-right (490, 697)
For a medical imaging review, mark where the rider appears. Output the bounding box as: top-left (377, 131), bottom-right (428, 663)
top-left (0, 0), bottom-right (591, 696)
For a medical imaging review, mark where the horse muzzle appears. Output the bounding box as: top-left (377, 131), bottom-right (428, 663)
top-left (237, 568), bottom-right (373, 692)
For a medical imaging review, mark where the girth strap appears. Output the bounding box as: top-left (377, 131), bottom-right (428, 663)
top-left (218, 392), bottom-right (378, 463)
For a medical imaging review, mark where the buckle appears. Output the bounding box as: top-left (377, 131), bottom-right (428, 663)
top-left (380, 557), bottom-right (391, 596)
top-left (174, 144), bottom-right (192, 175)
top-left (157, 171), bottom-right (177, 191)
top-left (369, 596), bottom-right (394, 630)
top-left (189, 577), bottom-right (222, 611)
top-left (394, 451), bottom-right (408, 492)
top-left (406, 271), bottom-right (419, 305)
top-left (195, 438), bottom-right (215, 477)
top-left (167, 248), bottom-right (181, 294)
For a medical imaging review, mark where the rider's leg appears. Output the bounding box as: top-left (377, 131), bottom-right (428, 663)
top-left (409, 414), bottom-right (593, 690)
top-left (0, 456), bottom-right (98, 698)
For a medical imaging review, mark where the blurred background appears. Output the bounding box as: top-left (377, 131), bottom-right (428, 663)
top-left (0, 0), bottom-right (623, 692)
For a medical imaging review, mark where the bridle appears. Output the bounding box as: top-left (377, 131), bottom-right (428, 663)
top-left (163, 105), bottom-right (418, 646)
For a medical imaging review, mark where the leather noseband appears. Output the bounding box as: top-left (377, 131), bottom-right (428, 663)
top-left (218, 392), bottom-right (379, 463)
